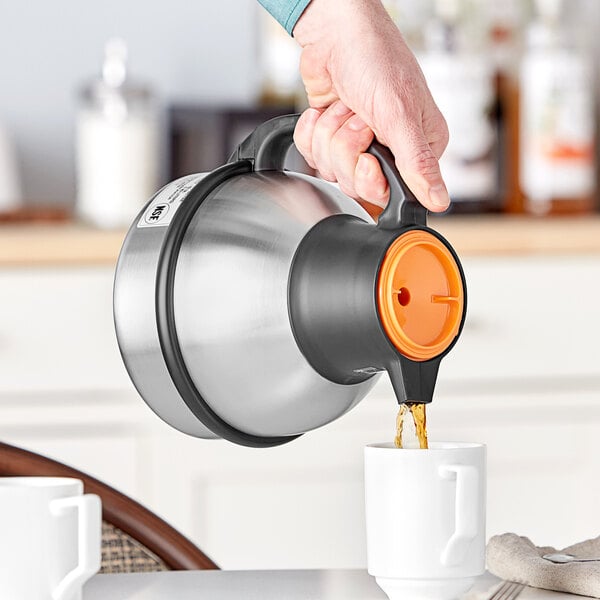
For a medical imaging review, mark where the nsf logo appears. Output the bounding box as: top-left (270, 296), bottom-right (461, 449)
top-left (144, 203), bottom-right (169, 225)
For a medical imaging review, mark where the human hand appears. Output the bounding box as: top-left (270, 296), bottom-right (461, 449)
top-left (292, 0), bottom-right (450, 212)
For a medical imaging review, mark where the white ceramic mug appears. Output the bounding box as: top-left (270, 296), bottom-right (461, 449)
top-left (0, 477), bottom-right (102, 600)
top-left (365, 442), bottom-right (486, 600)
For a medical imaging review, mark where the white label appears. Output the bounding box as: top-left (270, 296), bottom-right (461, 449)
top-left (137, 174), bottom-right (205, 228)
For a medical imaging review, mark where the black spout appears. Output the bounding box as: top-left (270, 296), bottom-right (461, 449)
top-left (387, 356), bottom-right (441, 405)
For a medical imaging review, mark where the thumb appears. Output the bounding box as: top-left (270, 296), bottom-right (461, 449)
top-left (389, 132), bottom-right (450, 213)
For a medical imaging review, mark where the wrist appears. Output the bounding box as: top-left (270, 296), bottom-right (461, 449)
top-left (293, 0), bottom-right (332, 46)
top-left (294, 0), bottom-right (387, 46)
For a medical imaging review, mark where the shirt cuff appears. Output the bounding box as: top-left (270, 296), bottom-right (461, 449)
top-left (284, 0), bottom-right (312, 35)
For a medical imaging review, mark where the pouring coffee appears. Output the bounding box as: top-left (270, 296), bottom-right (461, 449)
top-left (113, 115), bottom-right (466, 447)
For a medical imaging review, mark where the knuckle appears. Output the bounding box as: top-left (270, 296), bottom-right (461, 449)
top-left (333, 122), bottom-right (370, 151)
top-left (435, 121), bottom-right (449, 150)
top-left (313, 155), bottom-right (335, 180)
top-left (330, 132), bottom-right (355, 164)
top-left (338, 181), bottom-right (358, 199)
top-left (318, 101), bottom-right (350, 130)
top-left (437, 119), bottom-right (450, 151)
top-left (331, 155), bottom-right (360, 194)
top-left (410, 146), bottom-right (441, 177)
top-left (318, 170), bottom-right (337, 183)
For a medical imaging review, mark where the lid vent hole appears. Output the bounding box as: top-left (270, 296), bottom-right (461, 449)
top-left (396, 287), bottom-right (411, 307)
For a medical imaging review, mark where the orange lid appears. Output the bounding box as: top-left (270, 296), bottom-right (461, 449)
top-left (377, 230), bottom-right (464, 361)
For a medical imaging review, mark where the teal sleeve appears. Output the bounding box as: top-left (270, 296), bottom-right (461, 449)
top-left (257, 0), bottom-right (312, 35)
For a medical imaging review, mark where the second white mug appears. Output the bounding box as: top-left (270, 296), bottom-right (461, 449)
top-left (365, 442), bottom-right (486, 600)
top-left (0, 477), bottom-right (102, 600)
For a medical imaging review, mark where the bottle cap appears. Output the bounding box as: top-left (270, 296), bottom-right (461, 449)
top-left (102, 38), bottom-right (128, 88)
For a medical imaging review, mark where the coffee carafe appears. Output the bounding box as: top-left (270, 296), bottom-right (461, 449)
top-left (113, 115), bottom-right (466, 447)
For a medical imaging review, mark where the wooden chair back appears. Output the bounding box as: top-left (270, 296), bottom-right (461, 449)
top-left (0, 441), bottom-right (218, 571)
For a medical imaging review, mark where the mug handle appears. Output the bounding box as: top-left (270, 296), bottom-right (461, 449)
top-left (50, 494), bottom-right (102, 600)
top-left (438, 465), bottom-right (480, 567)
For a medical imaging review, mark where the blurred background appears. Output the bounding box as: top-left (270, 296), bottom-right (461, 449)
top-left (1, 0), bottom-right (600, 571)
top-left (1, 0), bottom-right (599, 218)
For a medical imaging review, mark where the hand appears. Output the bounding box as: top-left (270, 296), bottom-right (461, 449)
top-left (292, 0), bottom-right (450, 212)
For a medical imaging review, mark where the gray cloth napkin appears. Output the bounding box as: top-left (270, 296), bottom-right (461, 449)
top-left (487, 533), bottom-right (600, 598)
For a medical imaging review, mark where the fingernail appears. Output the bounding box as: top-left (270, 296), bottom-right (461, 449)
top-left (357, 154), bottom-right (370, 176)
top-left (429, 184), bottom-right (450, 208)
top-left (348, 115), bottom-right (368, 131)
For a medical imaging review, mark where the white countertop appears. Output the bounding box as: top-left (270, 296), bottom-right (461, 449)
top-left (83, 570), bottom-right (589, 599)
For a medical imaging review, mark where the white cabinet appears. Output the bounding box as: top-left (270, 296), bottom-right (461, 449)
top-left (0, 254), bottom-right (599, 569)
top-left (0, 267), bottom-right (130, 392)
top-left (441, 255), bottom-right (600, 381)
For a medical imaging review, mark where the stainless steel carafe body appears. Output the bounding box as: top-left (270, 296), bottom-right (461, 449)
top-left (114, 169), bottom-right (378, 442)
top-left (114, 115), bottom-right (466, 447)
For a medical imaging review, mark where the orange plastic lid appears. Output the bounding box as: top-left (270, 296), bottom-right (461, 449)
top-left (377, 230), bottom-right (464, 361)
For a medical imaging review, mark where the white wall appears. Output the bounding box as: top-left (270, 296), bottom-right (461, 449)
top-left (0, 0), bottom-right (259, 203)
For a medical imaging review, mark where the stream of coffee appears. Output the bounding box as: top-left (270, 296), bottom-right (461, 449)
top-left (394, 403), bottom-right (428, 449)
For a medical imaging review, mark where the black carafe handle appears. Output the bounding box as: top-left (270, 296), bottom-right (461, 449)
top-left (231, 114), bottom-right (428, 229)
top-left (229, 114), bottom-right (301, 171)
top-left (367, 143), bottom-right (427, 229)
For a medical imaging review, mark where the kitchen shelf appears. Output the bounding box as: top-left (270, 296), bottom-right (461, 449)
top-left (1, 215), bottom-right (600, 267)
